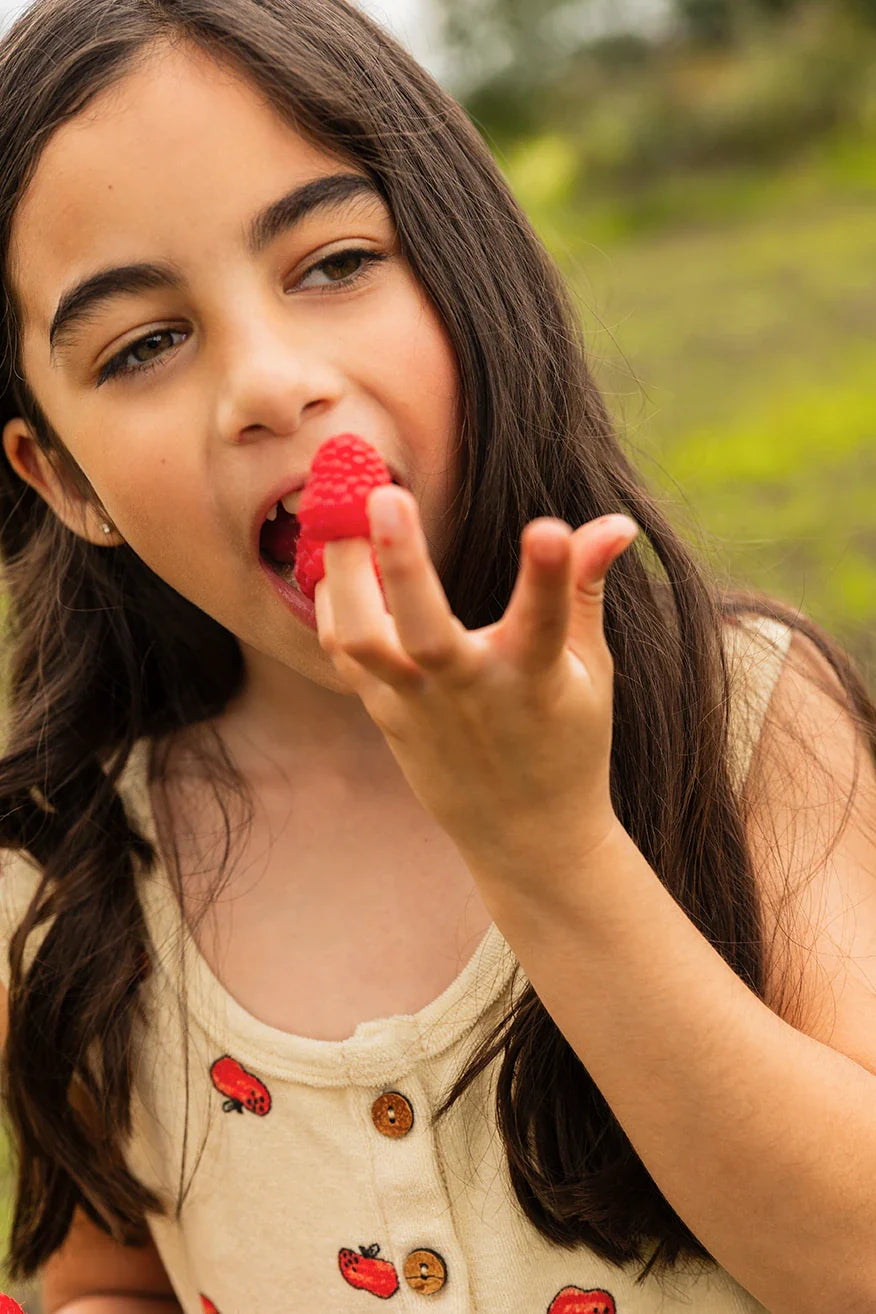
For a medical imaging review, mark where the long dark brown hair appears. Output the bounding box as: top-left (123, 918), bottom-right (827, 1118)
top-left (1, 0), bottom-right (874, 1290)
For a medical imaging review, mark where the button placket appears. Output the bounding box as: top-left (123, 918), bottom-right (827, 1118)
top-left (367, 1076), bottom-right (471, 1306)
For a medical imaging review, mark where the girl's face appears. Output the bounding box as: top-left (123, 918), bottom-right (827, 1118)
top-left (3, 41), bottom-right (462, 705)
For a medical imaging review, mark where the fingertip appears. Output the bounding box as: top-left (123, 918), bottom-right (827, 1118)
top-left (609, 514), bottom-right (638, 540)
top-left (607, 517), bottom-right (639, 560)
top-left (531, 521), bottom-right (573, 568)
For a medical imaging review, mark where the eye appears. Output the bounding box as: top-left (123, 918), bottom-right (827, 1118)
top-left (96, 247), bottom-right (387, 386)
top-left (97, 328), bottom-right (186, 386)
top-left (297, 247), bottom-right (386, 290)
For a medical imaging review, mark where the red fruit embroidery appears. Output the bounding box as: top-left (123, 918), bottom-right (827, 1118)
top-left (547, 1289), bottom-right (616, 1314)
top-left (294, 434), bottom-right (394, 600)
top-left (0, 1296), bottom-right (26, 1314)
top-left (200, 1297), bottom-right (220, 1314)
top-left (338, 1243), bottom-right (400, 1299)
top-left (210, 1055), bottom-right (271, 1116)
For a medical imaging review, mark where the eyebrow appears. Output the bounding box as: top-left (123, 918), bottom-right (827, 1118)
top-left (48, 172), bottom-right (383, 364)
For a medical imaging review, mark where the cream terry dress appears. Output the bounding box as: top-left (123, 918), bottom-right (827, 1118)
top-left (0, 616), bottom-right (794, 1313)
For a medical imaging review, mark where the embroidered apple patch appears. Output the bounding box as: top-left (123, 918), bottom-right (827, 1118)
top-left (547, 1288), bottom-right (616, 1314)
top-left (338, 1243), bottom-right (400, 1299)
top-left (210, 1055), bottom-right (272, 1116)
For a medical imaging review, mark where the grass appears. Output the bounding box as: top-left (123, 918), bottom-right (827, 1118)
top-left (503, 126), bottom-right (876, 674)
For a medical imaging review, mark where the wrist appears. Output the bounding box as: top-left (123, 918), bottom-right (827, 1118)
top-left (466, 812), bottom-right (630, 928)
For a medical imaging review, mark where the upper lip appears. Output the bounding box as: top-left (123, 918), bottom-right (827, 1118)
top-left (253, 452), bottom-right (407, 553)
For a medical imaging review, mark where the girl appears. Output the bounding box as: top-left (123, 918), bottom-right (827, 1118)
top-left (0, 1), bottom-right (874, 1311)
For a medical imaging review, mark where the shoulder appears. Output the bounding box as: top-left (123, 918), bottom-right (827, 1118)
top-left (742, 619), bottom-right (872, 822)
top-left (737, 619), bottom-right (876, 1069)
top-left (720, 613), bottom-right (794, 795)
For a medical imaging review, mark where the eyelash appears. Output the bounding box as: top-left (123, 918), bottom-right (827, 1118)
top-left (96, 247), bottom-right (388, 386)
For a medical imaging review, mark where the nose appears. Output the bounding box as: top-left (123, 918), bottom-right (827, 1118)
top-left (213, 297), bottom-right (344, 445)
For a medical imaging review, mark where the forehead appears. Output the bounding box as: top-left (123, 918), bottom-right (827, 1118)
top-left (8, 42), bottom-right (348, 334)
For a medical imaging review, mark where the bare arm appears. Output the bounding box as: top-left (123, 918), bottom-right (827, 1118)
top-left (473, 635), bottom-right (876, 1314)
top-left (37, 1203), bottom-right (183, 1314)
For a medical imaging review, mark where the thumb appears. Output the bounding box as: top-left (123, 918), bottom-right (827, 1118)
top-left (567, 515), bottom-right (638, 663)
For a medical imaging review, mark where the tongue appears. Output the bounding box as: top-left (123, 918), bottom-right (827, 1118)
top-left (260, 509), bottom-right (300, 564)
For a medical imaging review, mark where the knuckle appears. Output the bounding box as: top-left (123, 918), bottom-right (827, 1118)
top-left (405, 640), bottom-right (457, 670)
top-left (578, 581), bottom-right (605, 605)
top-left (341, 634), bottom-right (381, 663)
top-left (406, 620), bottom-right (467, 672)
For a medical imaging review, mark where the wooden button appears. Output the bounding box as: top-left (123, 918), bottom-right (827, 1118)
top-left (403, 1248), bottom-right (446, 1294)
top-left (371, 1091), bottom-right (414, 1138)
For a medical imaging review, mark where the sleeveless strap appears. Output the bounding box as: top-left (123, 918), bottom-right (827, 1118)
top-left (723, 615), bottom-right (794, 794)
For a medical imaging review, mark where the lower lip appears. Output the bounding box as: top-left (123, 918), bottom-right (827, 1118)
top-left (259, 555), bottom-right (319, 631)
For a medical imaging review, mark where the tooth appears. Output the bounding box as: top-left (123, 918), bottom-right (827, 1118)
top-left (265, 503), bottom-right (278, 522)
top-left (280, 493), bottom-right (298, 516)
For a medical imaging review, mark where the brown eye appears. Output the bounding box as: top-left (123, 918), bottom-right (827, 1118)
top-left (98, 328), bottom-right (187, 386)
top-left (320, 253), bottom-right (362, 281)
top-left (129, 330), bottom-right (176, 363)
top-left (296, 247), bottom-right (386, 291)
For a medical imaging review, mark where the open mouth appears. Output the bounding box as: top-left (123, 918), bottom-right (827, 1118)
top-left (258, 477), bottom-right (403, 587)
top-left (259, 502), bottom-right (302, 585)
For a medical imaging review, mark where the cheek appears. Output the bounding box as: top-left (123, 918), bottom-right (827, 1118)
top-left (364, 275), bottom-right (460, 414)
top-left (105, 452), bottom-right (186, 535)
top-left (95, 446), bottom-right (222, 590)
top-left (399, 299), bottom-right (459, 411)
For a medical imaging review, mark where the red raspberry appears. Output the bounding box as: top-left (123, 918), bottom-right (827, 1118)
top-left (294, 535), bottom-right (325, 602)
top-left (294, 435), bottom-right (392, 602)
top-left (297, 434), bottom-right (392, 542)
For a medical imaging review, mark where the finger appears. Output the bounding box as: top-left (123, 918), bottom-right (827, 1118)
top-left (368, 485), bottom-right (475, 678)
top-left (495, 519), bottom-right (574, 674)
top-left (314, 571), bottom-right (335, 645)
top-left (313, 574), bottom-right (372, 691)
top-left (566, 515), bottom-right (638, 668)
top-left (321, 537), bottom-right (423, 689)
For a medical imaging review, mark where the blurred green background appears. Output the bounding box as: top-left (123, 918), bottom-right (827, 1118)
top-left (458, 0), bottom-right (876, 675)
top-left (2, 0), bottom-right (875, 1306)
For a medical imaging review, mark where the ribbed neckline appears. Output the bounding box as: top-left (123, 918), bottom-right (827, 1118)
top-left (121, 738), bottom-right (518, 1088)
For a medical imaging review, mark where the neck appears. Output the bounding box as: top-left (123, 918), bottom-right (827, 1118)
top-left (205, 641), bottom-right (404, 790)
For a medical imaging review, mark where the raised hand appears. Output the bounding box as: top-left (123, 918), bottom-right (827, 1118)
top-left (314, 483), bottom-right (638, 895)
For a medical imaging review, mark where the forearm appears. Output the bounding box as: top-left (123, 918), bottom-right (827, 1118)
top-left (481, 824), bottom-right (876, 1314)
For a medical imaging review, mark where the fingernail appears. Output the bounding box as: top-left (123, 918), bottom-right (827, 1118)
top-left (607, 515), bottom-right (638, 540)
top-left (369, 488), bottom-right (403, 540)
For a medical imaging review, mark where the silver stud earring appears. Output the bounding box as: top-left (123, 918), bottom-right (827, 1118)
top-left (101, 522), bottom-right (113, 536)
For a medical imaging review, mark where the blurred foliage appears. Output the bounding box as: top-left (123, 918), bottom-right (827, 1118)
top-left (555, 12), bottom-right (876, 184)
top-left (677, 0), bottom-right (802, 45)
top-left (439, 2), bottom-right (876, 156)
top-left (436, 0), bottom-right (876, 673)
top-left (499, 123), bottom-right (876, 672)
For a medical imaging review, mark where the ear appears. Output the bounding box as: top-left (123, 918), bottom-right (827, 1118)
top-left (1, 416), bottom-right (122, 547)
